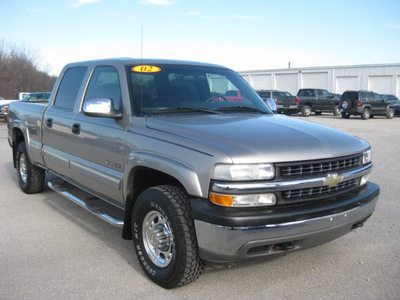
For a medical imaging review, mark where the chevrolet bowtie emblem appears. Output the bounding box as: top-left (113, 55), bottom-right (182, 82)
top-left (323, 173), bottom-right (343, 187)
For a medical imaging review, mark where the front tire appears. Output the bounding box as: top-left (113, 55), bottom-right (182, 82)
top-left (16, 142), bottom-right (45, 194)
top-left (386, 107), bottom-right (394, 119)
top-left (132, 185), bottom-right (203, 289)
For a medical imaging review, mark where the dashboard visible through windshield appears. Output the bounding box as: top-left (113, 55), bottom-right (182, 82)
top-left (127, 64), bottom-right (271, 116)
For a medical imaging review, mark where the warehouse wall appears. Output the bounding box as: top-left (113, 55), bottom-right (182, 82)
top-left (239, 64), bottom-right (400, 97)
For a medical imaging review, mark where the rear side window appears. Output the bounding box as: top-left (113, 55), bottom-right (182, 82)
top-left (341, 91), bottom-right (358, 101)
top-left (322, 90), bottom-right (331, 97)
top-left (366, 92), bottom-right (375, 101)
top-left (54, 67), bottom-right (87, 110)
top-left (298, 89), bottom-right (315, 97)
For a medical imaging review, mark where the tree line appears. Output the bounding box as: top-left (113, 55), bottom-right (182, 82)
top-left (0, 41), bottom-right (57, 99)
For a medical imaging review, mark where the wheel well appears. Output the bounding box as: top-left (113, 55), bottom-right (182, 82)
top-left (12, 128), bottom-right (25, 168)
top-left (122, 166), bottom-right (183, 240)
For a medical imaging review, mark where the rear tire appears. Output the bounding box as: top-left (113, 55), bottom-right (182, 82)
top-left (333, 105), bottom-right (341, 116)
top-left (16, 142), bottom-right (45, 194)
top-left (301, 105), bottom-right (311, 117)
top-left (132, 185), bottom-right (203, 289)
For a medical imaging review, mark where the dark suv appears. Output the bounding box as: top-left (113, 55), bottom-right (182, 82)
top-left (340, 90), bottom-right (395, 120)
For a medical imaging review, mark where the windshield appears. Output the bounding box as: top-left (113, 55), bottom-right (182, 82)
top-left (21, 93), bottom-right (50, 102)
top-left (127, 64), bottom-right (271, 116)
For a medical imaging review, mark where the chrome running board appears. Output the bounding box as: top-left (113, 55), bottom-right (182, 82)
top-left (48, 179), bottom-right (124, 228)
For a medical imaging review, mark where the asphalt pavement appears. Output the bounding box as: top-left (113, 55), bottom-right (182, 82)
top-left (1, 115), bottom-right (399, 300)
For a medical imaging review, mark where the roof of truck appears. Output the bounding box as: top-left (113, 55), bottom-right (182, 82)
top-left (64, 57), bottom-right (229, 70)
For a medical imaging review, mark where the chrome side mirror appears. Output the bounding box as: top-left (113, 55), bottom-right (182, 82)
top-left (265, 98), bottom-right (277, 113)
top-left (82, 97), bottom-right (122, 119)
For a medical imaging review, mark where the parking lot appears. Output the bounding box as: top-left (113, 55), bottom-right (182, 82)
top-left (1, 115), bottom-right (399, 300)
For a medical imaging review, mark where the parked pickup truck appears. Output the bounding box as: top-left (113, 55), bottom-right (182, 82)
top-left (0, 92), bottom-right (51, 120)
top-left (256, 89), bottom-right (299, 115)
top-left (8, 58), bottom-right (379, 289)
top-left (297, 88), bottom-right (341, 116)
top-left (0, 98), bottom-right (18, 119)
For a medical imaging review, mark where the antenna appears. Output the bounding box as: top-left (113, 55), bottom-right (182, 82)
top-left (141, 25), bottom-right (144, 61)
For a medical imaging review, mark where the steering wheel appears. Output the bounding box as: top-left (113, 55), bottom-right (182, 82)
top-left (206, 95), bottom-right (228, 102)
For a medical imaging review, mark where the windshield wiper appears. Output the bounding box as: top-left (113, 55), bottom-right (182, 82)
top-left (217, 106), bottom-right (269, 114)
top-left (151, 107), bottom-right (221, 115)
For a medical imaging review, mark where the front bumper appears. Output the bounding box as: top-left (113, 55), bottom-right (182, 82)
top-left (192, 182), bottom-right (379, 263)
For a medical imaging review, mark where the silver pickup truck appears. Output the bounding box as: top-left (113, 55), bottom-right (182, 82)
top-left (7, 58), bottom-right (379, 289)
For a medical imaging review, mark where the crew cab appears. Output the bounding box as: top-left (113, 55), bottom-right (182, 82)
top-left (8, 58), bottom-right (379, 288)
top-left (297, 88), bottom-right (341, 116)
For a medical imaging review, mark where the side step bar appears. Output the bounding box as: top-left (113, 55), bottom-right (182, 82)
top-left (48, 179), bottom-right (124, 228)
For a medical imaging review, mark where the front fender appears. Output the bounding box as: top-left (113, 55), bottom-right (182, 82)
top-left (126, 151), bottom-right (204, 197)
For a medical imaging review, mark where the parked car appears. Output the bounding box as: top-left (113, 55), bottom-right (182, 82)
top-left (0, 92), bottom-right (50, 120)
top-left (0, 103), bottom-right (8, 120)
top-left (390, 100), bottom-right (400, 115)
top-left (296, 88), bottom-right (341, 117)
top-left (256, 90), bottom-right (299, 115)
top-left (21, 92), bottom-right (51, 102)
top-left (340, 90), bottom-right (395, 120)
top-left (0, 98), bottom-right (18, 119)
top-left (381, 94), bottom-right (399, 103)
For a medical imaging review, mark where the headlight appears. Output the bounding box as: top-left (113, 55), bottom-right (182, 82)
top-left (212, 163), bottom-right (275, 181)
top-left (362, 150), bottom-right (372, 164)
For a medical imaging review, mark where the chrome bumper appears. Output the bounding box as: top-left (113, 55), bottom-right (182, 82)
top-left (195, 196), bottom-right (378, 263)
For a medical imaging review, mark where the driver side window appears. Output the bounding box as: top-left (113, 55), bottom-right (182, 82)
top-left (84, 66), bottom-right (122, 111)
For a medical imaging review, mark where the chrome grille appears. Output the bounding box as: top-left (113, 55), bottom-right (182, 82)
top-left (280, 156), bottom-right (360, 178)
top-left (282, 178), bottom-right (358, 199)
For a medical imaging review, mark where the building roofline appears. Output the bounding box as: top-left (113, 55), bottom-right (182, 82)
top-left (238, 63), bottom-right (400, 74)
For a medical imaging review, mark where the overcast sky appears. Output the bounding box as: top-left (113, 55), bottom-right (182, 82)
top-left (1, 0), bottom-right (400, 75)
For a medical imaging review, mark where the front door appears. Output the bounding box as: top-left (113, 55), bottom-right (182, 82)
top-left (68, 66), bottom-right (127, 204)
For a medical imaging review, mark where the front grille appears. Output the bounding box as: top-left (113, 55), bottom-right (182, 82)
top-left (282, 178), bottom-right (358, 200)
top-left (279, 155), bottom-right (361, 178)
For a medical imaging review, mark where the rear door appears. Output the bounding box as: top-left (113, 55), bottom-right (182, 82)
top-left (42, 66), bottom-right (88, 178)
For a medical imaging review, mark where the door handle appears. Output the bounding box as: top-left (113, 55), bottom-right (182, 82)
top-left (72, 123), bottom-right (81, 135)
top-left (46, 118), bottom-right (53, 128)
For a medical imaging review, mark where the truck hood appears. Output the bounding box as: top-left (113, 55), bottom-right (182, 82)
top-left (145, 114), bottom-right (369, 163)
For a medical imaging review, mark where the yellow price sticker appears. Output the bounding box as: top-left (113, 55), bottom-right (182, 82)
top-left (132, 65), bottom-right (161, 73)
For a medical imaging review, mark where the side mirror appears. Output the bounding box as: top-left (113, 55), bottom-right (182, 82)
top-left (265, 98), bottom-right (277, 113)
top-left (82, 97), bottom-right (122, 119)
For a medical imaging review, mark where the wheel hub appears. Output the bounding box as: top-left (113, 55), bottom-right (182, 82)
top-left (19, 154), bottom-right (28, 183)
top-left (142, 211), bottom-right (174, 267)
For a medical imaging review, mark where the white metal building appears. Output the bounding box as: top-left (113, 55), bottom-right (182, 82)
top-left (239, 63), bottom-right (400, 98)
